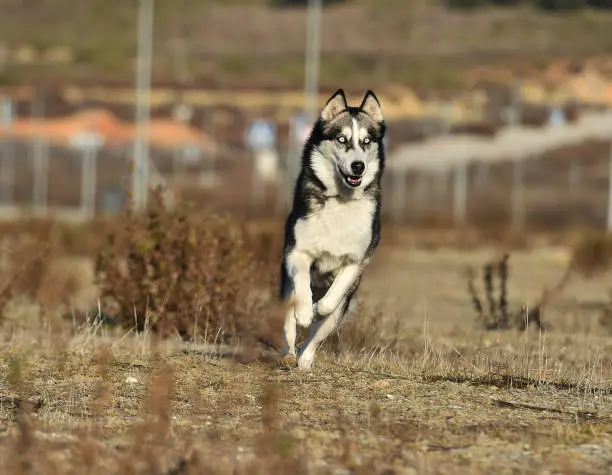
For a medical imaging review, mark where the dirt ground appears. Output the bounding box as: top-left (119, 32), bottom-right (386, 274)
top-left (363, 244), bottom-right (608, 331)
top-left (0, 239), bottom-right (611, 474)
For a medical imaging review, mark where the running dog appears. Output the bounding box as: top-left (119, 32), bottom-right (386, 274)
top-left (278, 88), bottom-right (386, 371)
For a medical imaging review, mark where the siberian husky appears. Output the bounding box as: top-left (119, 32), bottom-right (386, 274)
top-left (278, 89), bottom-right (386, 371)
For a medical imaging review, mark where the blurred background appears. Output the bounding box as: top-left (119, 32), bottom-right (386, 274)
top-left (1, 0), bottom-right (612, 231)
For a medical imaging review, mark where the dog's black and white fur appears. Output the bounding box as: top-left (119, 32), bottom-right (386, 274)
top-left (278, 89), bottom-right (386, 371)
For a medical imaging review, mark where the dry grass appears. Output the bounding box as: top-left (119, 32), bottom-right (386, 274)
top-left (0, 212), bottom-right (611, 474)
top-left (0, 322), bottom-right (610, 474)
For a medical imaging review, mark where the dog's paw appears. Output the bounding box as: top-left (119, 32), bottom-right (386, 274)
top-left (295, 304), bottom-right (314, 328)
top-left (297, 352), bottom-right (315, 372)
top-left (314, 299), bottom-right (334, 316)
top-left (279, 353), bottom-right (297, 368)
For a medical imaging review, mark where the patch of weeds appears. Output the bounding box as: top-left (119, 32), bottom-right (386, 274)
top-left (95, 189), bottom-right (276, 343)
top-left (598, 290), bottom-right (612, 334)
top-left (322, 297), bottom-right (417, 360)
top-left (569, 231), bottom-right (612, 278)
top-left (0, 238), bottom-right (52, 324)
top-left (467, 252), bottom-right (570, 331)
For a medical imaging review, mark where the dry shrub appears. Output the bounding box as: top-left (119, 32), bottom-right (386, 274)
top-left (243, 220), bottom-right (285, 270)
top-left (0, 218), bottom-right (108, 315)
top-left (599, 291), bottom-right (612, 335)
top-left (0, 221), bottom-right (102, 328)
top-left (466, 253), bottom-right (553, 331)
top-left (95, 192), bottom-right (277, 343)
top-left (568, 232), bottom-right (612, 334)
top-left (464, 232), bottom-right (612, 334)
top-left (569, 231), bottom-right (612, 278)
top-left (323, 297), bottom-right (418, 359)
top-left (0, 234), bottom-right (52, 322)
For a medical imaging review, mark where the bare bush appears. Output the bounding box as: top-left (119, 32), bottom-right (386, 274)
top-left (569, 231), bottom-right (612, 278)
top-left (467, 253), bottom-right (550, 331)
top-left (0, 234), bottom-right (52, 323)
top-left (599, 290), bottom-right (612, 334)
top-left (95, 192), bottom-right (277, 343)
top-left (467, 232), bottom-right (612, 332)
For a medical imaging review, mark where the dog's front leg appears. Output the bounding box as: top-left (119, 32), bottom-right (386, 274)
top-left (286, 250), bottom-right (314, 328)
top-left (298, 299), bottom-right (346, 371)
top-left (315, 264), bottom-right (362, 316)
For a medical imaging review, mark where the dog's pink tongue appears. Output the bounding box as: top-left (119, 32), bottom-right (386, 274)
top-left (349, 177), bottom-right (360, 185)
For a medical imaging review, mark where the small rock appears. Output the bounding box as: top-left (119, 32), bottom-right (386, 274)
top-left (386, 394), bottom-right (395, 400)
top-left (345, 452), bottom-right (362, 468)
top-left (124, 376), bottom-right (138, 384)
top-left (578, 444), bottom-right (605, 456)
top-left (291, 428), bottom-right (307, 440)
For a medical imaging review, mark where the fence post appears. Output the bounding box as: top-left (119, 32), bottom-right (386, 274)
top-left (568, 159), bottom-right (581, 197)
top-left (391, 168), bottom-right (406, 223)
top-left (275, 122), bottom-right (292, 216)
top-left (413, 171), bottom-right (427, 217)
top-left (0, 97), bottom-right (14, 208)
top-left (475, 161), bottom-right (489, 189)
top-left (250, 150), bottom-right (264, 214)
top-left (132, 0), bottom-right (154, 212)
top-left (31, 140), bottom-right (48, 217)
top-left (200, 110), bottom-right (210, 182)
top-left (433, 168), bottom-right (447, 208)
top-left (511, 157), bottom-right (525, 232)
top-left (607, 138), bottom-right (612, 232)
top-left (81, 147), bottom-right (97, 220)
top-left (453, 161), bottom-right (468, 226)
top-left (29, 89), bottom-right (48, 217)
top-left (507, 78), bottom-right (525, 232)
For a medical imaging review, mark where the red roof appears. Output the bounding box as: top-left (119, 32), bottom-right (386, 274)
top-left (0, 108), bottom-right (218, 152)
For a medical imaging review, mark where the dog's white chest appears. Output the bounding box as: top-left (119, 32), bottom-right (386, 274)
top-left (294, 198), bottom-right (375, 261)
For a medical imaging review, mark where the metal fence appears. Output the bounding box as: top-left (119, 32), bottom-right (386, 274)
top-left (0, 137), bottom-right (219, 222)
top-left (384, 109), bottom-right (612, 232)
top-left (2, 90), bottom-right (612, 234)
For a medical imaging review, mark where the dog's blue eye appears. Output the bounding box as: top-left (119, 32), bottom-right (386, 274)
top-left (363, 137), bottom-right (371, 145)
top-left (336, 135), bottom-right (346, 143)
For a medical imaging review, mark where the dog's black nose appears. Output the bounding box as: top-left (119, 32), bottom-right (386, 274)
top-left (351, 161), bottom-right (365, 175)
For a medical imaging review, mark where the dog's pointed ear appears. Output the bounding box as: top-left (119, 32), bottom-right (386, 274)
top-left (320, 89), bottom-right (348, 121)
top-left (360, 90), bottom-right (383, 123)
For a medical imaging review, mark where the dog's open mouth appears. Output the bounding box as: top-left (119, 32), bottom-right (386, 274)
top-left (339, 170), bottom-right (362, 188)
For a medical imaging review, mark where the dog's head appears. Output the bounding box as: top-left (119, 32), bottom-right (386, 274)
top-left (308, 89), bottom-right (386, 192)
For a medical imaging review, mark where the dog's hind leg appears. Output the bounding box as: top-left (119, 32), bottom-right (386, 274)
top-left (280, 297), bottom-right (299, 366)
top-left (279, 260), bottom-right (298, 366)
